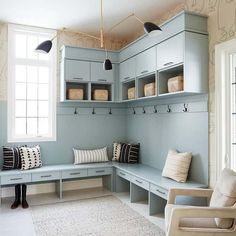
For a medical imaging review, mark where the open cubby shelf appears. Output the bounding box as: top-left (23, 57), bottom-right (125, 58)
top-left (137, 73), bottom-right (156, 99)
top-left (66, 81), bottom-right (89, 101)
top-left (121, 79), bottom-right (136, 101)
top-left (91, 83), bottom-right (112, 102)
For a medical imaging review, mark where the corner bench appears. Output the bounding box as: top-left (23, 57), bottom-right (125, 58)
top-left (0, 162), bottom-right (207, 214)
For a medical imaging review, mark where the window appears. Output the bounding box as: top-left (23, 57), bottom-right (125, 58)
top-left (8, 24), bottom-right (57, 142)
top-left (216, 39), bottom-right (236, 173)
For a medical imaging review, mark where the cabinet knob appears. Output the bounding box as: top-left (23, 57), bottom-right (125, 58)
top-left (123, 76), bottom-right (130, 80)
top-left (163, 62), bottom-right (174, 67)
top-left (141, 70), bottom-right (149, 74)
top-left (73, 77), bottom-right (84, 80)
top-left (98, 79), bottom-right (107, 82)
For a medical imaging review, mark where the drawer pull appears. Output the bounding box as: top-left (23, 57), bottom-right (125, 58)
top-left (10, 177), bottom-right (23, 181)
top-left (98, 79), bottom-right (107, 82)
top-left (135, 180), bottom-right (143, 184)
top-left (70, 172), bottom-right (81, 176)
top-left (141, 70), bottom-right (148, 74)
top-left (156, 189), bottom-right (166, 195)
top-left (96, 170), bottom-right (105, 173)
top-left (123, 76), bottom-right (130, 80)
top-left (119, 172), bottom-right (126, 176)
top-left (73, 77), bottom-right (84, 80)
top-left (163, 62), bottom-right (174, 67)
top-left (41, 175), bottom-right (52, 178)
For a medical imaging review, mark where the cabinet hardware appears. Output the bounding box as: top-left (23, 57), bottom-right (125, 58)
top-left (124, 76), bottom-right (130, 80)
top-left (141, 70), bottom-right (148, 74)
top-left (156, 189), bottom-right (166, 195)
top-left (70, 172), bottom-right (81, 175)
top-left (163, 62), bottom-right (174, 66)
top-left (135, 179), bottom-right (143, 184)
top-left (10, 177), bottom-right (22, 181)
top-left (96, 170), bottom-right (105, 173)
top-left (98, 79), bottom-right (107, 82)
top-left (183, 103), bottom-right (188, 112)
top-left (73, 77), bottom-right (84, 80)
top-left (41, 175), bottom-right (52, 178)
top-left (119, 172), bottom-right (126, 176)
top-left (167, 105), bottom-right (171, 113)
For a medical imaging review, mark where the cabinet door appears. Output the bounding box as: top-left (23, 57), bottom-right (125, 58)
top-left (65, 59), bottom-right (90, 81)
top-left (156, 32), bottom-right (184, 70)
top-left (136, 47), bottom-right (156, 77)
top-left (119, 57), bottom-right (135, 82)
top-left (91, 62), bottom-right (115, 83)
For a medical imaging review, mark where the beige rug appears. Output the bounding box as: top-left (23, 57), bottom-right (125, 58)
top-left (31, 195), bottom-right (165, 236)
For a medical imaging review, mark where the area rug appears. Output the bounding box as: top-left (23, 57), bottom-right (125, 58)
top-left (31, 195), bottom-right (165, 236)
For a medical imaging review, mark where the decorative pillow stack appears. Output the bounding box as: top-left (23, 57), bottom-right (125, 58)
top-left (2, 145), bottom-right (43, 171)
top-left (74, 147), bottom-right (109, 164)
top-left (112, 142), bottom-right (140, 164)
top-left (162, 149), bottom-right (192, 182)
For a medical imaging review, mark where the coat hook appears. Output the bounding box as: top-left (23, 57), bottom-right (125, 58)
top-left (142, 107), bottom-right (146, 114)
top-left (92, 107), bottom-right (96, 115)
top-left (133, 107), bottom-right (136, 115)
top-left (74, 107), bottom-right (78, 115)
top-left (167, 105), bottom-right (171, 113)
top-left (154, 105), bottom-right (158, 113)
top-left (183, 103), bottom-right (188, 112)
top-left (109, 107), bottom-right (112, 115)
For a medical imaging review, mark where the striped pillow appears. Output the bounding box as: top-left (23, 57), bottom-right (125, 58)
top-left (112, 143), bottom-right (121, 161)
top-left (162, 149), bottom-right (192, 182)
top-left (119, 143), bottom-right (140, 163)
top-left (2, 146), bottom-right (25, 170)
top-left (73, 147), bottom-right (109, 164)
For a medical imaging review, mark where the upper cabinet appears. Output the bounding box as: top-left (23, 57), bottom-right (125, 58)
top-left (156, 33), bottom-right (184, 70)
top-left (135, 47), bottom-right (156, 77)
top-left (91, 62), bottom-right (115, 83)
top-left (65, 59), bottom-right (90, 82)
top-left (119, 57), bottom-right (135, 82)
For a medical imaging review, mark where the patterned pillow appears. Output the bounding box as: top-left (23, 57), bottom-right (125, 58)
top-left (112, 143), bottom-right (121, 161)
top-left (19, 145), bottom-right (42, 170)
top-left (2, 146), bottom-right (24, 170)
top-left (73, 147), bottom-right (109, 164)
top-left (119, 143), bottom-right (140, 163)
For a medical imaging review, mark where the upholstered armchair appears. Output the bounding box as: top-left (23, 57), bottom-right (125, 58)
top-left (165, 169), bottom-right (236, 236)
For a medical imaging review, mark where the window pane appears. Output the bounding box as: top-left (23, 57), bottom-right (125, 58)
top-left (15, 65), bottom-right (26, 82)
top-left (38, 67), bottom-right (49, 83)
top-left (27, 83), bottom-right (38, 100)
top-left (27, 66), bottom-right (38, 83)
top-left (27, 35), bottom-right (38, 59)
top-left (15, 34), bottom-right (26, 58)
top-left (27, 101), bottom-right (37, 117)
top-left (15, 83), bottom-right (26, 99)
top-left (38, 101), bottom-right (48, 117)
top-left (15, 100), bottom-right (26, 117)
top-left (15, 118), bottom-right (26, 135)
top-left (38, 37), bottom-right (49, 61)
top-left (27, 118), bottom-right (37, 135)
top-left (38, 84), bottom-right (48, 100)
top-left (38, 118), bottom-right (48, 135)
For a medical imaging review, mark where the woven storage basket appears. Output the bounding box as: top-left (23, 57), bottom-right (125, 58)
top-left (128, 87), bottom-right (135, 100)
top-left (67, 88), bottom-right (84, 100)
top-left (167, 75), bottom-right (183, 93)
top-left (144, 82), bottom-right (155, 97)
top-left (93, 89), bottom-right (108, 101)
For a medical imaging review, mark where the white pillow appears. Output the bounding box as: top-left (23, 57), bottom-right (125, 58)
top-left (20, 145), bottom-right (42, 170)
top-left (162, 149), bottom-right (192, 182)
top-left (73, 147), bottom-right (109, 164)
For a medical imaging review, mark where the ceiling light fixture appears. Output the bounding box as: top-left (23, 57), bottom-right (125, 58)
top-left (35, 0), bottom-right (162, 70)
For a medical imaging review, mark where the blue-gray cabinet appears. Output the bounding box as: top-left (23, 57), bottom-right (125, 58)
top-left (119, 57), bottom-right (136, 82)
top-left (91, 62), bottom-right (115, 83)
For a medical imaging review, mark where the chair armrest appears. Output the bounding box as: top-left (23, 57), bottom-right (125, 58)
top-left (168, 188), bottom-right (213, 204)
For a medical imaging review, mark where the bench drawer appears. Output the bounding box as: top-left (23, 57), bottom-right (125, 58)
top-left (150, 183), bottom-right (168, 199)
top-left (32, 171), bottom-right (60, 182)
top-left (88, 167), bottom-right (112, 177)
top-left (116, 169), bottom-right (132, 181)
top-left (131, 176), bottom-right (149, 190)
top-left (62, 169), bottom-right (87, 179)
top-left (1, 174), bottom-right (31, 185)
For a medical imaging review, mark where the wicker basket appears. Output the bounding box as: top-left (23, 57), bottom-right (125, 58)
top-left (167, 75), bottom-right (184, 93)
top-left (144, 82), bottom-right (155, 97)
top-left (93, 89), bottom-right (108, 101)
top-left (128, 87), bottom-right (135, 100)
top-left (67, 88), bottom-right (84, 100)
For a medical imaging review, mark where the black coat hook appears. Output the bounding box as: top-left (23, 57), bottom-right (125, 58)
top-left (183, 103), bottom-right (188, 112)
top-left (142, 107), bottom-right (146, 114)
top-left (167, 105), bottom-right (171, 113)
top-left (92, 107), bottom-right (96, 115)
top-left (154, 105), bottom-right (158, 113)
top-left (133, 107), bottom-right (136, 115)
top-left (74, 107), bottom-right (78, 115)
top-left (109, 107), bottom-right (112, 115)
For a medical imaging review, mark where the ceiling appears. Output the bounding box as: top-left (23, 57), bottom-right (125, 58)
top-left (0, 0), bottom-right (184, 39)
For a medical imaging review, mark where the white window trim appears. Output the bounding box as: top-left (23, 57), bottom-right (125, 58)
top-left (215, 38), bottom-right (236, 175)
top-left (7, 24), bottom-right (57, 143)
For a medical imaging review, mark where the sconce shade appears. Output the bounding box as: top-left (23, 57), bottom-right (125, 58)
top-left (144, 22), bottom-right (162, 36)
top-left (35, 40), bottom-right (52, 53)
top-left (103, 59), bottom-right (112, 70)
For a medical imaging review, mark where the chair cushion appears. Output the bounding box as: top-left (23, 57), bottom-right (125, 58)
top-left (210, 168), bottom-right (236, 229)
top-left (162, 149), bottom-right (192, 182)
top-left (165, 204), bottom-right (217, 231)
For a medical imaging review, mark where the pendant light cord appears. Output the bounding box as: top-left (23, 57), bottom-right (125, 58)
top-left (100, 0), bottom-right (104, 48)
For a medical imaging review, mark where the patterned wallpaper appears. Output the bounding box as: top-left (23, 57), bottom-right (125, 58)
top-left (1, 0), bottom-right (236, 186)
